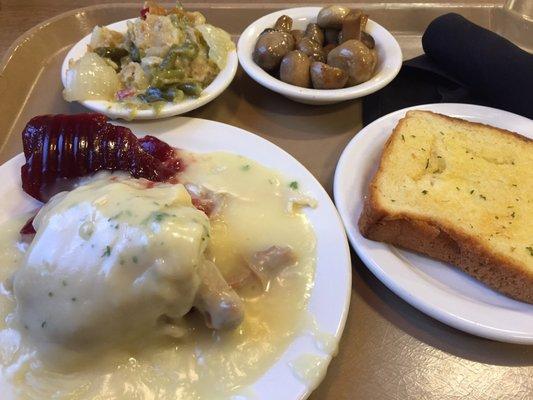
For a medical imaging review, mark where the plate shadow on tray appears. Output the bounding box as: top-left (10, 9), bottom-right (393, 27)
top-left (351, 247), bottom-right (533, 366)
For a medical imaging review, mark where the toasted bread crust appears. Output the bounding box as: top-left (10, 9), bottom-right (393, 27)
top-left (359, 110), bottom-right (533, 304)
top-left (415, 110), bottom-right (532, 145)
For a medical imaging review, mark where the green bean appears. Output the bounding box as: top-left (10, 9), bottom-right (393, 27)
top-left (138, 86), bottom-right (185, 103)
top-left (167, 86), bottom-right (185, 102)
top-left (93, 47), bottom-right (129, 64)
top-left (160, 45), bottom-right (180, 70)
top-left (160, 42), bottom-right (199, 69)
top-left (130, 44), bottom-right (142, 63)
top-left (169, 14), bottom-right (187, 30)
top-left (138, 87), bottom-right (169, 103)
top-left (178, 82), bottom-right (202, 97)
top-left (176, 42), bottom-right (198, 60)
top-left (151, 68), bottom-right (186, 88)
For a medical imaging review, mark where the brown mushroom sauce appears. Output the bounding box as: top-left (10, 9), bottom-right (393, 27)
top-left (252, 5), bottom-right (378, 89)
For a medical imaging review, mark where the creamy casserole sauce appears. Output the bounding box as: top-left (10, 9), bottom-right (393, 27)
top-left (0, 151), bottom-right (316, 399)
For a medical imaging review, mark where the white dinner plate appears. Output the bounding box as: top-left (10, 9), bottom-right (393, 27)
top-left (61, 19), bottom-right (238, 120)
top-left (0, 117), bottom-right (351, 399)
top-left (334, 103), bottom-right (533, 344)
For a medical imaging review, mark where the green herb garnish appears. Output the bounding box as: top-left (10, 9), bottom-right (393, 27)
top-left (240, 164), bottom-right (251, 171)
top-left (143, 211), bottom-right (172, 224)
top-left (107, 211), bottom-right (123, 221)
top-left (102, 246), bottom-right (112, 257)
top-left (93, 46), bottom-right (129, 64)
top-left (526, 246), bottom-right (533, 256)
top-left (422, 190), bottom-right (428, 195)
top-left (154, 212), bottom-right (169, 222)
top-left (289, 181), bottom-right (299, 190)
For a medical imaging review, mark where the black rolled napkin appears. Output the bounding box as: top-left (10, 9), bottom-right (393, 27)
top-left (363, 13), bottom-right (533, 125)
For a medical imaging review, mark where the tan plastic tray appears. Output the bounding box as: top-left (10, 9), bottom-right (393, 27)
top-left (1, 3), bottom-right (531, 400)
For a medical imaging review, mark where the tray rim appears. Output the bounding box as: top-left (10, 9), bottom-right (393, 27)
top-left (0, 3), bottom-right (524, 399)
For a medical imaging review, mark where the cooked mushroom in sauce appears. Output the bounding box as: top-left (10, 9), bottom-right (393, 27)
top-left (252, 5), bottom-right (378, 89)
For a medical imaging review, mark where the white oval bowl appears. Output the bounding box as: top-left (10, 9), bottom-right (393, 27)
top-left (61, 19), bottom-right (238, 120)
top-left (237, 7), bottom-right (402, 105)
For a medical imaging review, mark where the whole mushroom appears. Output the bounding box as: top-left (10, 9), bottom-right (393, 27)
top-left (317, 5), bottom-right (351, 29)
top-left (260, 27), bottom-right (277, 35)
top-left (274, 15), bottom-right (293, 32)
top-left (304, 23), bottom-right (325, 46)
top-left (310, 62), bottom-right (348, 89)
top-left (297, 37), bottom-right (325, 62)
top-left (340, 10), bottom-right (364, 43)
top-left (308, 51), bottom-right (326, 63)
top-left (280, 50), bottom-right (311, 88)
top-left (327, 39), bottom-right (377, 85)
top-left (291, 29), bottom-right (305, 43)
top-left (253, 30), bottom-right (295, 71)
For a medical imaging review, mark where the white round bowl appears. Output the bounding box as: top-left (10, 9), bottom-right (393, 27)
top-left (61, 18), bottom-right (238, 120)
top-left (237, 7), bottom-right (402, 105)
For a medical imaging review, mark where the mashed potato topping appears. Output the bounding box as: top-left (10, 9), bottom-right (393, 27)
top-left (12, 178), bottom-right (211, 362)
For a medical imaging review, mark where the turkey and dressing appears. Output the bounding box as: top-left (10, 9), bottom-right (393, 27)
top-left (11, 178), bottom-right (243, 359)
top-left (0, 114), bottom-right (316, 398)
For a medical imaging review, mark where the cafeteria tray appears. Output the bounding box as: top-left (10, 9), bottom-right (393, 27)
top-left (0, 3), bottom-right (531, 400)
